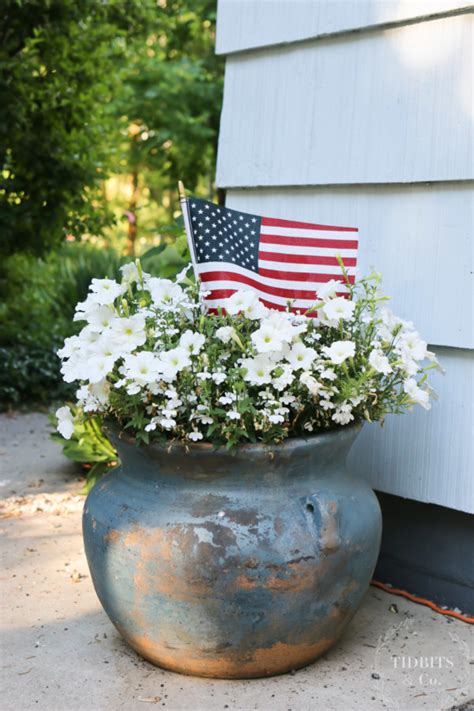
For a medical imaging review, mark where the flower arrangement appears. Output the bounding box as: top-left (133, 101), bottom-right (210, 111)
top-left (56, 260), bottom-right (439, 448)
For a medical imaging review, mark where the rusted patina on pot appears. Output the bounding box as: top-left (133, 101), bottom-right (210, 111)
top-left (82, 425), bottom-right (381, 678)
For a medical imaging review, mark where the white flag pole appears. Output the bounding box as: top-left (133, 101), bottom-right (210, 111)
top-left (178, 180), bottom-right (198, 279)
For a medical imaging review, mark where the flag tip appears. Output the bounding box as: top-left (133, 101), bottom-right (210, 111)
top-left (178, 181), bottom-right (186, 200)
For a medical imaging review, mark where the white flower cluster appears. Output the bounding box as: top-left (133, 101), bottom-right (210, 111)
top-left (55, 263), bottom-right (439, 446)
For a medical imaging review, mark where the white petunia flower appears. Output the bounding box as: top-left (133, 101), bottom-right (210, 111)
top-left (397, 332), bottom-right (429, 362)
top-left (120, 262), bottom-right (140, 284)
top-left (159, 347), bottom-right (191, 380)
top-left (404, 378), bottom-right (431, 410)
top-left (88, 336), bottom-right (120, 361)
top-left (87, 356), bottom-right (117, 384)
top-left (251, 322), bottom-right (284, 353)
top-left (75, 304), bottom-right (116, 331)
top-left (76, 380), bottom-right (110, 413)
top-left (241, 354), bottom-right (274, 385)
top-left (272, 364), bottom-right (294, 391)
top-left (175, 263), bottom-right (192, 283)
top-left (147, 278), bottom-right (186, 309)
top-left (244, 299), bottom-right (268, 320)
top-left (369, 349), bottom-right (392, 375)
top-left (266, 311), bottom-right (308, 341)
top-left (57, 335), bottom-right (82, 359)
top-left (300, 371), bottom-right (324, 396)
top-left (321, 297), bottom-right (355, 322)
top-left (286, 342), bottom-right (316, 370)
top-left (109, 314), bottom-right (147, 351)
top-left (56, 406), bottom-right (74, 439)
top-left (122, 351), bottom-right (161, 386)
top-left (215, 326), bottom-right (235, 344)
top-left (226, 290), bottom-right (267, 319)
top-left (188, 430), bottom-right (203, 441)
top-left (319, 367), bottom-right (337, 381)
top-left (89, 278), bottom-right (125, 305)
top-left (322, 340), bottom-right (356, 365)
top-left (73, 293), bottom-right (98, 319)
top-left (316, 279), bottom-right (344, 301)
top-left (227, 410), bottom-right (241, 421)
top-left (224, 290), bottom-right (255, 315)
top-left (179, 330), bottom-right (205, 355)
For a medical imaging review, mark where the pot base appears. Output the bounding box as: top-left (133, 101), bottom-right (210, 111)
top-left (118, 626), bottom-right (343, 679)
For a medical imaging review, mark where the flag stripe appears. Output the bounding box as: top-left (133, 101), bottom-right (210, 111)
top-left (258, 244), bottom-right (357, 259)
top-left (260, 226), bottom-right (357, 240)
top-left (205, 290), bottom-right (319, 308)
top-left (259, 249), bottom-right (356, 266)
top-left (187, 197), bottom-right (359, 316)
top-left (201, 276), bottom-right (323, 300)
top-left (258, 261), bottom-right (356, 277)
top-left (207, 303), bottom-right (318, 317)
top-left (259, 250), bottom-right (358, 266)
top-left (258, 267), bottom-right (353, 286)
top-left (261, 216), bottom-right (358, 232)
top-left (197, 262), bottom-right (354, 285)
top-left (260, 233), bottom-right (358, 249)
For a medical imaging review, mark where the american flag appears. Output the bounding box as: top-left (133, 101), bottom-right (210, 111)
top-left (183, 197), bottom-right (358, 315)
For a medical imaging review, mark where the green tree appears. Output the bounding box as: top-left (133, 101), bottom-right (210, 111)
top-left (113, 0), bottom-right (224, 253)
top-left (0, 0), bottom-right (153, 256)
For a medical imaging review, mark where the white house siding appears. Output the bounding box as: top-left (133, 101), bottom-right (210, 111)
top-left (216, 0), bottom-right (470, 54)
top-left (215, 4), bottom-right (474, 513)
top-left (217, 13), bottom-right (473, 185)
top-left (225, 185), bottom-right (473, 349)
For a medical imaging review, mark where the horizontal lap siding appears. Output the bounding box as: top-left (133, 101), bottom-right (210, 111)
top-left (217, 13), bottom-right (473, 186)
top-left (216, 0), bottom-right (469, 54)
top-left (216, 9), bottom-right (473, 512)
top-left (227, 188), bottom-right (474, 513)
top-left (347, 347), bottom-right (474, 514)
top-left (225, 186), bottom-right (474, 349)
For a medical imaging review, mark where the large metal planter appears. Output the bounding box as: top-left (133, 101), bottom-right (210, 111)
top-left (83, 424), bottom-right (382, 678)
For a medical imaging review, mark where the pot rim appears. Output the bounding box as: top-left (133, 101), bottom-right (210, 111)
top-left (104, 419), bottom-right (362, 457)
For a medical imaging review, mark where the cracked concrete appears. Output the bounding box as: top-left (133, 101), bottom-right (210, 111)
top-left (0, 413), bottom-right (472, 711)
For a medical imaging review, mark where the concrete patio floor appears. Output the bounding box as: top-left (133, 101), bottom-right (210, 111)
top-left (1, 413), bottom-right (472, 711)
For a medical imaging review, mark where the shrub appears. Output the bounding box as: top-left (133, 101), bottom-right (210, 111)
top-left (0, 237), bottom-right (189, 410)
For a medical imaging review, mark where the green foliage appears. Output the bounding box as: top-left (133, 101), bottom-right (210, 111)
top-left (0, 344), bottom-right (75, 407)
top-left (0, 235), bottom-right (190, 409)
top-left (0, 0), bottom-right (154, 256)
top-left (116, 0), bottom-right (223, 194)
top-left (50, 407), bottom-right (118, 493)
top-left (0, 242), bottom-right (127, 408)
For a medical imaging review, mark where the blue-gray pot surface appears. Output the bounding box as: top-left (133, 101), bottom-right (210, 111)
top-left (83, 425), bottom-right (382, 678)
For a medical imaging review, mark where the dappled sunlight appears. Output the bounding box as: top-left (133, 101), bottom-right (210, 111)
top-left (388, 13), bottom-right (459, 68)
top-left (385, 11), bottom-right (473, 119)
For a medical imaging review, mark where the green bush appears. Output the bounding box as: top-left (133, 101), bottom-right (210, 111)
top-left (0, 242), bottom-right (127, 409)
top-left (0, 236), bottom-right (189, 410)
top-left (0, 0), bottom-right (153, 256)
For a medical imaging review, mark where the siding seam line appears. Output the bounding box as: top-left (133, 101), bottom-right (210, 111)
top-left (216, 6), bottom-right (474, 57)
top-left (218, 180), bottom-right (474, 190)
